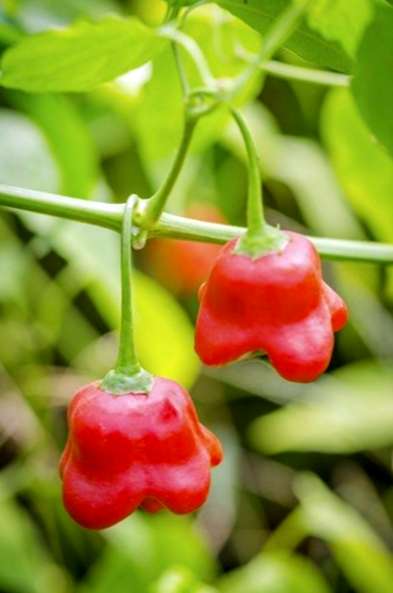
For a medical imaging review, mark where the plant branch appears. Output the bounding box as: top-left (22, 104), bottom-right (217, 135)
top-left (236, 47), bottom-right (350, 87)
top-left (260, 60), bottom-right (350, 87)
top-left (1, 184), bottom-right (393, 264)
top-left (0, 184), bottom-right (122, 230)
top-left (172, 40), bottom-right (189, 95)
top-left (262, 508), bottom-right (307, 553)
top-left (141, 116), bottom-right (197, 228)
top-left (159, 26), bottom-right (215, 88)
top-left (231, 108), bottom-right (265, 235)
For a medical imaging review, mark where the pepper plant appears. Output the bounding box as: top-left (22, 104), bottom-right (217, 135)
top-left (0, 0), bottom-right (393, 591)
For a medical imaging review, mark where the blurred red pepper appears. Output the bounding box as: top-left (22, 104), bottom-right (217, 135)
top-left (146, 204), bottom-right (226, 296)
top-left (195, 231), bottom-right (348, 383)
top-left (60, 377), bottom-right (222, 529)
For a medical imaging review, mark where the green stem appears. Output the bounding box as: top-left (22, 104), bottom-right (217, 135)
top-left (260, 60), bottom-right (350, 87)
top-left (142, 117), bottom-right (196, 229)
top-left (1, 184), bottom-right (393, 264)
top-left (236, 46), bottom-right (350, 87)
top-left (101, 196), bottom-right (153, 395)
top-left (172, 40), bottom-right (189, 95)
top-left (0, 184), bottom-right (122, 230)
top-left (116, 197), bottom-right (139, 375)
top-left (230, 0), bottom-right (312, 98)
top-left (230, 109), bottom-right (287, 257)
top-left (262, 508), bottom-right (307, 553)
top-left (231, 108), bottom-right (265, 235)
top-left (159, 26), bottom-right (215, 89)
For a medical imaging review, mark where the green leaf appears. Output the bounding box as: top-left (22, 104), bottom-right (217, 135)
top-left (81, 514), bottom-right (215, 593)
top-left (8, 92), bottom-right (98, 197)
top-left (0, 493), bottom-right (64, 593)
top-left (205, 358), bottom-right (305, 404)
top-left (0, 16), bottom-right (164, 92)
top-left (135, 46), bottom-right (183, 163)
top-left (219, 551), bottom-right (332, 593)
top-left (249, 362), bottom-right (393, 454)
top-left (351, 3), bottom-right (393, 157)
top-left (165, 0), bottom-right (201, 5)
top-left (0, 108), bottom-right (59, 193)
top-left (217, 0), bottom-right (352, 72)
top-left (306, 0), bottom-right (373, 58)
top-left (321, 88), bottom-right (393, 244)
top-left (19, 0), bottom-right (123, 30)
top-left (295, 474), bottom-right (393, 593)
top-left (0, 11), bottom-right (22, 47)
top-left (321, 88), bottom-right (393, 298)
top-left (152, 567), bottom-right (217, 593)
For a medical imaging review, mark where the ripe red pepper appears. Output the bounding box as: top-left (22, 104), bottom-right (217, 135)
top-left (195, 231), bottom-right (348, 383)
top-left (146, 204), bottom-right (226, 296)
top-left (60, 377), bottom-right (223, 530)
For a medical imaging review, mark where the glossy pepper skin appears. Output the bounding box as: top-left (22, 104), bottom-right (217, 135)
top-left (195, 231), bottom-right (348, 383)
top-left (60, 377), bottom-right (223, 530)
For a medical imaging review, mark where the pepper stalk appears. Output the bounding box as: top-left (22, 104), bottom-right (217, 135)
top-left (101, 196), bottom-right (153, 395)
top-left (231, 109), bottom-right (287, 258)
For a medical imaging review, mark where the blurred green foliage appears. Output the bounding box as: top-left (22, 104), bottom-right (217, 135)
top-left (0, 1), bottom-right (393, 593)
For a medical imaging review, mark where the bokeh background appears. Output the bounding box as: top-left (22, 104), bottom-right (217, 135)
top-left (0, 1), bottom-right (393, 592)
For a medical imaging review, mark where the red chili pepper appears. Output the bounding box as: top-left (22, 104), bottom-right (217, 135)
top-left (195, 231), bottom-right (348, 383)
top-left (60, 377), bottom-right (223, 530)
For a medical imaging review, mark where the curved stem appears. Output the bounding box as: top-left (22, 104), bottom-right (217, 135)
top-left (142, 117), bottom-right (196, 229)
top-left (179, 0), bottom-right (209, 27)
top-left (231, 108), bottom-right (265, 236)
top-left (230, 109), bottom-right (287, 257)
top-left (1, 184), bottom-right (393, 264)
top-left (101, 196), bottom-right (153, 395)
top-left (159, 26), bottom-right (215, 89)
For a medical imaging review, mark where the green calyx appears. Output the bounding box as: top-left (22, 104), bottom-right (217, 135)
top-left (101, 367), bottom-right (154, 395)
top-left (235, 226), bottom-right (288, 259)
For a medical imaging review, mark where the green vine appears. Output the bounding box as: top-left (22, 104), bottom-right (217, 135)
top-left (1, 184), bottom-right (393, 264)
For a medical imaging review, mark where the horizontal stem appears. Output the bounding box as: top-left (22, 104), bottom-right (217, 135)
top-left (262, 60), bottom-right (350, 87)
top-left (236, 46), bottom-right (350, 88)
top-left (1, 184), bottom-right (393, 264)
top-left (0, 184), bottom-right (122, 230)
top-left (155, 213), bottom-right (393, 264)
